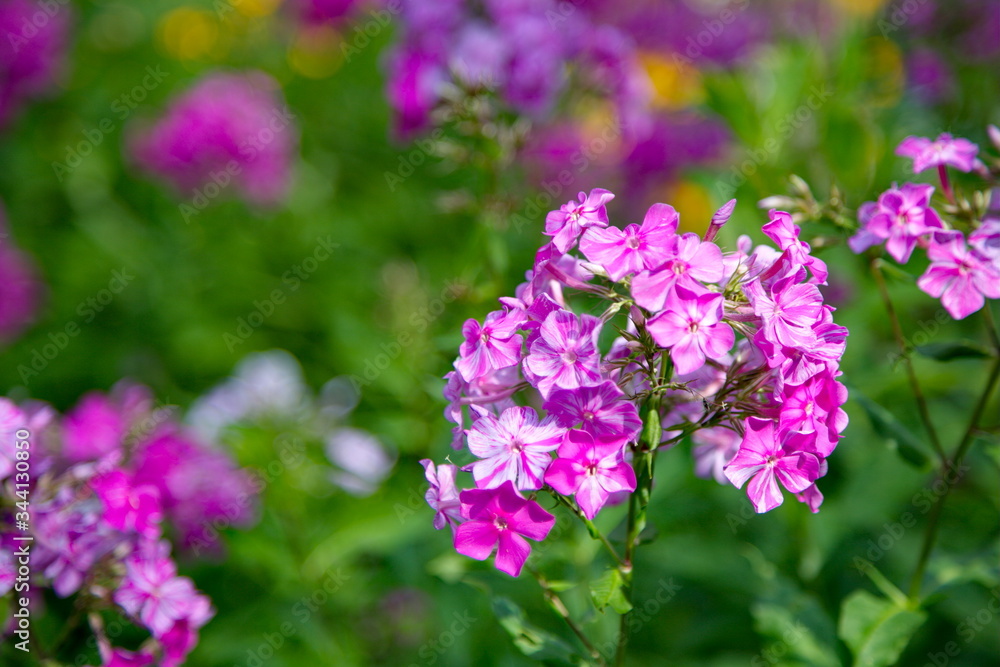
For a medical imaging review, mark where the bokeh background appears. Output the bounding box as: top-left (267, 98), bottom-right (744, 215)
top-left (1, 0), bottom-right (999, 665)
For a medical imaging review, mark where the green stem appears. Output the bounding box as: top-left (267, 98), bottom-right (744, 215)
top-left (908, 356), bottom-right (1000, 600)
top-left (529, 567), bottom-right (605, 665)
top-left (551, 492), bottom-right (624, 567)
top-left (871, 260), bottom-right (947, 465)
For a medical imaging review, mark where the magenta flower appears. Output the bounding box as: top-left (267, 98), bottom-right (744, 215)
top-left (0, 204), bottom-right (43, 343)
top-left (579, 202), bottom-right (677, 281)
top-left (420, 459), bottom-right (463, 530)
top-left (647, 287), bottom-right (734, 375)
top-left (744, 275), bottom-right (823, 349)
top-left (544, 189), bottom-right (614, 253)
top-left (465, 406), bottom-right (563, 490)
top-left (129, 71), bottom-right (296, 207)
top-left (91, 471), bottom-right (163, 540)
top-left (544, 430), bottom-right (635, 520)
top-left (896, 133), bottom-right (979, 173)
top-left (455, 310), bottom-right (524, 382)
top-left (543, 380), bottom-right (641, 445)
top-left (453, 481), bottom-right (555, 576)
top-left (62, 392), bottom-right (127, 464)
top-left (114, 553), bottom-right (208, 637)
top-left (0, 0), bottom-right (71, 128)
top-left (724, 417), bottom-right (820, 513)
top-left (917, 231), bottom-right (1000, 320)
top-left (761, 210), bottom-right (828, 283)
top-left (853, 184), bottom-right (943, 264)
top-left (631, 233), bottom-right (725, 312)
top-left (779, 373), bottom-right (849, 439)
top-left (523, 310), bottom-right (603, 397)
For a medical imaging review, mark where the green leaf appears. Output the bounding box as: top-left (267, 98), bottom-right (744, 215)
top-left (590, 567), bottom-right (633, 614)
top-left (851, 393), bottom-right (931, 469)
top-left (838, 590), bottom-right (926, 667)
top-left (492, 597), bottom-right (580, 664)
top-left (873, 259), bottom-right (915, 283)
top-left (914, 340), bottom-right (993, 362)
top-left (545, 580), bottom-right (578, 593)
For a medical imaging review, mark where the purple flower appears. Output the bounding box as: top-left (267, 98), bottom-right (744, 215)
top-left (850, 184), bottom-right (942, 264)
top-left (744, 275), bottom-right (823, 349)
top-left (129, 71), bottom-right (296, 207)
top-left (543, 380), bottom-right (641, 444)
top-left (647, 287), bottom-right (734, 375)
top-left (692, 426), bottom-right (741, 485)
top-left (544, 430), bottom-right (635, 519)
top-left (917, 231), bottom-right (1000, 320)
top-left (325, 427), bottom-right (395, 496)
top-left (631, 233), bottom-right (725, 312)
top-left (464, 406), bottom-right (563, 490)
top-left (0, 0), bottom-right (71, 128)
top-left (62, 392), bottom-right (127, 464)
top-left (114, 552), bottom-right (209, 637)
top-left (523, 310), bottom-right (603, 397)
top-left (544, 189), bottom-right (614, 253)
top-left (421, 459), bottom-right (463, 530)
top-left (91, 471), bottom-right (163, 540)
top-left (0, 202), bottom-right (43, 342)
top-left (579, 202), bottom-right (678, 281)
top-left (453, 481), bottom-right (555, 576)
top-left (761, 210), bottom-right (828, 283)
top-left (455, 310), bottom-right (524, 382)
top-left (896, 133), bottom-right (979, 173)
top-left (723, 417), bottom-right (820, 513)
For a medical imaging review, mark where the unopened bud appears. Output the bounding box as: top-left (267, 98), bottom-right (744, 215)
top-left (705, 198), bottom-right (737, 242)
top-left (757, 195), bottom-right (797, 210)
top-left (988, 124), bottom-right (1000, 152)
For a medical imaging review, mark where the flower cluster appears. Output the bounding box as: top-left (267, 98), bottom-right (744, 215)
top-left (850, 132), bottom-right (1000, 320)
top-left (188, 350), bottom-right (395, 497)
top-left (129, 71), bottom-right (297, 208)
top-left (0, 0), bottom-right (71, 129)
top-left (384, 0), bottom-right (651, 139)
top-left (0, 382), bottom-right (257, 665)
top-left (0, 201), bottom-right (43, 344)
top-left (425, 188), bottom-right (849, 576)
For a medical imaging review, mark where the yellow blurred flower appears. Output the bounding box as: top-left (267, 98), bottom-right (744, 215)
top-left (828, 0), bottom-right (888, 18)
top-left (234, 0), bottom-right (284, 18)
top-left (158, 7), bottom-right (227, 61)
top-left (639, 51), bottom-right (704, 110)
top-left (288, 26), bottom-right (344, 79)
top-left (864, 37), bottom-right (904, 107)
top-left (665, 180), bottom-right (713, 234)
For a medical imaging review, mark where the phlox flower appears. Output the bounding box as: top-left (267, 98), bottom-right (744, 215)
top-left (543, 380), bottom-right (641, 444)
top-left (113, 552), bottom-right (207, 637)
top-left (724, 417), bottom-right (820, 513)
top-left (744, 275), bottom-right (823, 350)
top-left (544, 189), bottom-right (614, 253)
top-left (523, 310), bottom-right (603, 397)
top-left (896, 133), bottom-right (979, 173)
top-left (917, 231), bottom-right (1000, 319)
top-left (455, 310), bottom-right (524, 382)
top-left (421, 459), bottom-right (463, 530)
top-left (464, 406), bottom-right (564, 490)
top-left (692, 426), bottom-right (741, 485)
top-left (454, 481), bottom-right (555, 576)
top-left (579, 202), bottom-right (677, 281)
top-left (631, 233), bottom-right (724, 312)
top-left (91, 471), bottom-right (163, 540)
top-left (849, 183), bottom-right (942, 264)
top-left (761, 210), bottom-right (828, 283)
top-left (544, 430), bottom-right (636, 520)
top-left (647, 287), bottom-right (734, 375)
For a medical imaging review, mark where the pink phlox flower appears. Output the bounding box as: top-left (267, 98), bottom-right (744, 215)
top-left (91, 470), bottom-right (163, 540)
top-left (917, 230), bottom-right (1000, 319)
top-left (778, 373), bottom-right (849, 442)
top-left (543, 380), bottom-right (641, 444)
top-left (896, 133), bottom-right (979, 173)
top-left (544, 188), bottom-right (614, 253)
top-left (453, 480), bottom-right (556, 576)
top-left (865, 183), bottom-right (943, 263)
top-left (544, 430), bottom-right (636, 519)
top-left (723, 417), bottom-right (821, 513)
top-left (761, 209), bottom-right (828, 283)
top-left (647, 286), bottom-right (734, 375)
top-left (692, 426), bottom-right (741, 484)
top-left (420, 459), bottom-right (464, 530)
top-left (744, 275), bottom-right (823, 350)
top-left (113, 552), bottom-right (205, 637)
top-left (523, 310), bottom-right (603, 397)
top-left (464, 406), bottom-right (564, 490)
top-left (578, 202), bottom-right (678, 281)
top-left (455, 310), bottom-right (524, 383)
top-left (631, 232), bottom-right (724, 312)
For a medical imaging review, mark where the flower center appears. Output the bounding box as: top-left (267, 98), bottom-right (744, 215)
top-left (510, 440), bottom-right (524, 453)
top-left (480, 331), bottom-right (490, 344)
top-left (582, 410), bottom-right (595, 421)
top-left (586, 464), bottom-right (598, 477)
top-left (494, 516), bottom-right (508, 530)
top-left (561, 350), bottom-right (578, 364)
top-left (688, 321), bottom-right (700, 333)
top-left (625, 235), bottom-right (641, 250)
top-left (672, 261), bottom-right (687, 275)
